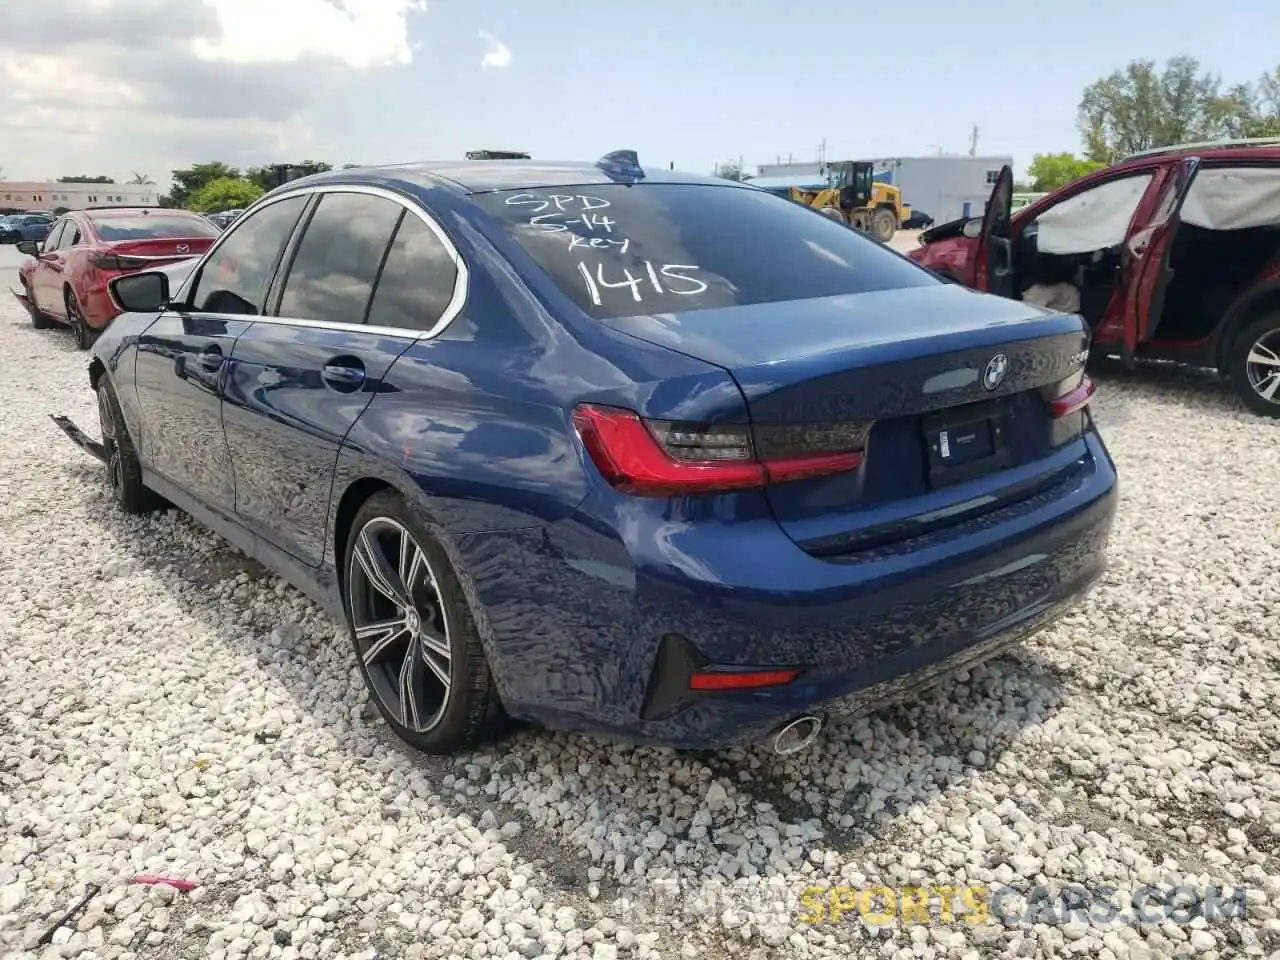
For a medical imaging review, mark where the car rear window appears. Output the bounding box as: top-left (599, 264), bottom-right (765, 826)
top-left (91, 214), bottom-right (220, 241)
top-left (472, 183), bottom-right (935, 319)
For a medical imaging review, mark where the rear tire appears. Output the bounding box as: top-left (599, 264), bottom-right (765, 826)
top-left (342, 491), bottom-right (503, 754)
top-left (1230, 314), bottom-right (1280, 418)
top-left (97, 378), bottom-right (162, 513)
top-left (24, 281), bottom-right (52, 329)
top-left (66, 290), bottom-right (97, 351)
top-left (871, 208), bottom-right (897, 243)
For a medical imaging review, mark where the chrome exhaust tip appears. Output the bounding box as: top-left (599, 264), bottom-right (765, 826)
top-left (771, 714), bottom-right (824, 755)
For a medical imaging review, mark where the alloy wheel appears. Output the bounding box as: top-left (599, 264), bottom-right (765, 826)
top-left (347, 517), bottom-right (452, 733)
top-left (1245, 330), bottom-right (1280, 406)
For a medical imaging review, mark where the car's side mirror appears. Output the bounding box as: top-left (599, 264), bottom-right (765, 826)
top-left (110, 271), bottom-right (171, 313)
top-left (15, 240), bottom-right (38, 256)
top-left (962, 218), bottom-right (984, 239)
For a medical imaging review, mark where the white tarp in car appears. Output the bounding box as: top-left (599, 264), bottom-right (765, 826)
top-left (1181, 167), bottom-right (1280, 231)
top-left (1034, 173), bottom-right (1153, 255)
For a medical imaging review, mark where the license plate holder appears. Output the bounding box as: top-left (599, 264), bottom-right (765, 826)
top-left (922, 398), bottom-right (1012, 489)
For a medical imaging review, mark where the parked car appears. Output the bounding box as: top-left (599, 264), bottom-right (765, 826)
top-left (910, 140), bottom-right (1280, 417)
top-left (53, 153), bottom-right (1118, 755)
top-left (13, 207), bottom-right (220, 349)
top-left (0, 212), bottom-right (54, 243)
top-left (902, 209), bottom-right (935, 230)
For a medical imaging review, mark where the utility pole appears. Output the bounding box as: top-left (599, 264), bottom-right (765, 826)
top-left (969, 124), bottom-right (979, 157)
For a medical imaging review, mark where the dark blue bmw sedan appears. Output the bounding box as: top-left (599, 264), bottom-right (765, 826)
top-left (55, 151), bottom-right (1117, 755)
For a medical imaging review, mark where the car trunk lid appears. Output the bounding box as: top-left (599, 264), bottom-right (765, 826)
top-left (598, 283), bottom-right (1093, 553)
top-left (92, 237), bottom-right (216, 270)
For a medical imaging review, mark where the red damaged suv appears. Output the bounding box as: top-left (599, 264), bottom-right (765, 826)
top-left (14, 207), bottom-right (219, 349)
top-left (909, 140), bottom-right (1280, 417)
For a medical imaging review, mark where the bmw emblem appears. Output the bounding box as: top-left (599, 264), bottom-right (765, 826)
top-left (983, 353), bottom-right (1009, 391)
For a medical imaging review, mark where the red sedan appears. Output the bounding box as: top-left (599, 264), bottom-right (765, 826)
top-left (15, 208), bottom-right (219, 349)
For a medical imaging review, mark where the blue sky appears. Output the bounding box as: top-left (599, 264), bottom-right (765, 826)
top-left (1, 0), bottom-right (1277, 184)
top-left (322, 0), bottom-right (1279, 177)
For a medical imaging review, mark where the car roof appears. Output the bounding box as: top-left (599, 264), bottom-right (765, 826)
top-left (278, 159), bottom-right (739, 196)
top-left (1107, 142), bottom-right (1280, 177)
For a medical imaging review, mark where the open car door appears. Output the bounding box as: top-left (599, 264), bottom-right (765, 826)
top-left (973, 165), bottom-right (1014, 297)
top-left (1119, 156), bottom-right (1201, 365)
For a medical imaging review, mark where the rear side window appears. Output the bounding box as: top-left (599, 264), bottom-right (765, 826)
top-left (92, 214), bottom-right (220, 241)
top-left (473, 183), bottom-right (935, 320)
top-left (365, 213), bottom-right (459, 331)
top-left (189, 196), bottom-right (309, 315)
top-left (276, 192), bottom-right (403, 325)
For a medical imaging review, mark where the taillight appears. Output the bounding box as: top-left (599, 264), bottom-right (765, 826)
top-left (571, 404), bottom-right (871, 498)
top-left (89, 253), bottom-right (147, 270)
top-left (1044, 373), bottom-right (1095, 418)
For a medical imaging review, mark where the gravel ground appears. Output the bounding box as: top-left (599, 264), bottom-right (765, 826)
top-left (1, 242), bottom-right (1279, 960)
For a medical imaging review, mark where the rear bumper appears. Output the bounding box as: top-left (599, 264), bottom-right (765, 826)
top-left (480, 423), bottom-right (1117, 749)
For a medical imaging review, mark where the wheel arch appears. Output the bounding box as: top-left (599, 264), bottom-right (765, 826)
top-left (1215, 283), bottom-right (1280, 373)
top-left (332, 476), bottom-right (397, 594)
top-left (327, 470), bottom-right (511, 694)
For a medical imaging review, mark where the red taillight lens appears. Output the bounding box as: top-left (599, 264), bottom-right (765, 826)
top-left (571, 404), bottom-right (870, 498)
top-left (1047, 374), bottom-right (1095, 418)
top-left (90, 253), bottom-right (147, 271)
top-left (689, 669), bottom-right (800, 691)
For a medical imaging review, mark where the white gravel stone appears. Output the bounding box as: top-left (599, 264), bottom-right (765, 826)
top-left (1, 248), bottom-right (1278, 960)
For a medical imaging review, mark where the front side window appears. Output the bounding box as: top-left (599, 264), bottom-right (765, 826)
top-left (41, 222), bottom-right (66, 251)
top-left (189, 196), bottom-right (308, 315)
top-left (473, 183), bottom-right (935, 320)
top-left (276, 192), bottom-right (403, 325)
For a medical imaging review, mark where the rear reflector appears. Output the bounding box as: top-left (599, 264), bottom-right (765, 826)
top-left (571, 404), bottom-right (870, 498)
top-left (688, 668), bottom-right (800, 691)
top-left (1048, 375), bottom-right (1095, 418)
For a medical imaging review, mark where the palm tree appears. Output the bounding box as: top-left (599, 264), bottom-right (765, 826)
top-left (129, 172), bottom-right (155, 184)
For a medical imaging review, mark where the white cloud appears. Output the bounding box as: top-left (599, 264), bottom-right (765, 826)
top-left (194, 0), bottom-right (426, 68)
top-left (0, 0), bottom-right (426, 182)
top-left (478, 30), bottom-right (511, 70)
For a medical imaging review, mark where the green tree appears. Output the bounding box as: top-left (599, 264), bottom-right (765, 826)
top-left (187, 177), bottom-right (264, 213)
top-left (714, 161), bottom-right (743, 182)
top-left (1080, 57), bottom-right (1280, 163)
top-left (57, 174), bottom-right (115, 183)
top-left (166, 162), bottom-right (241, 209)
top-left (1026, 152), bottom-right (1104, 192)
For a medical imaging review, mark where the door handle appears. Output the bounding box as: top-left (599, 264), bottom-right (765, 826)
top-left (322, 360), bottom-right (366, 390)
top-left (199, 344), bottom-right (224, 371)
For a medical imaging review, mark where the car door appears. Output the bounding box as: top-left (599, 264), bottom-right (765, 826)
top-left (131, 194), bottom-right (311, 515)
top-left (973, 165), bottom-right (1014, 297)
top-left (1118, 156), bottom-right (1201, 363)
top-left (30, 220), bottom-right (68, 314)
top-left (219, 188), bottom-right (435, 566)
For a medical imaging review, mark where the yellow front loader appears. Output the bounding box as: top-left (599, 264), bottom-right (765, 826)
top-left (787, 161), bottom-right (909, 243)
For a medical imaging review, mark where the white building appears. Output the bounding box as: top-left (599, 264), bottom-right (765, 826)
top-left (751, 155), bottom-right (1016, 225)
top-left (863, 155), bottom-right (1014, 224)
top-left (0, 180), bottom-right (160, 213)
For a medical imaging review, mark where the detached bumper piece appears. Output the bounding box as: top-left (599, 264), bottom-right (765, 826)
top-left (639, 633), bottom-right (803, 721)
top-left (51, 415), bottom-right (109, 463)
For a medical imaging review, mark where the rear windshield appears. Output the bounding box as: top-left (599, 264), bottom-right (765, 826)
top-left (472, 183), bottom-right (935, 319)
top-left (91, 214), bottom-right (220, 241)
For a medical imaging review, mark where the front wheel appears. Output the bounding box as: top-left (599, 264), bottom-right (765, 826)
top-left (24, 281), bottom-right (53, 329)
top-left (1229, 315), bottom-right (1280, 418)
top-left (343, 492), bottom-right (502, 754)
top-left (871, 208), bottom-right (897, 243)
